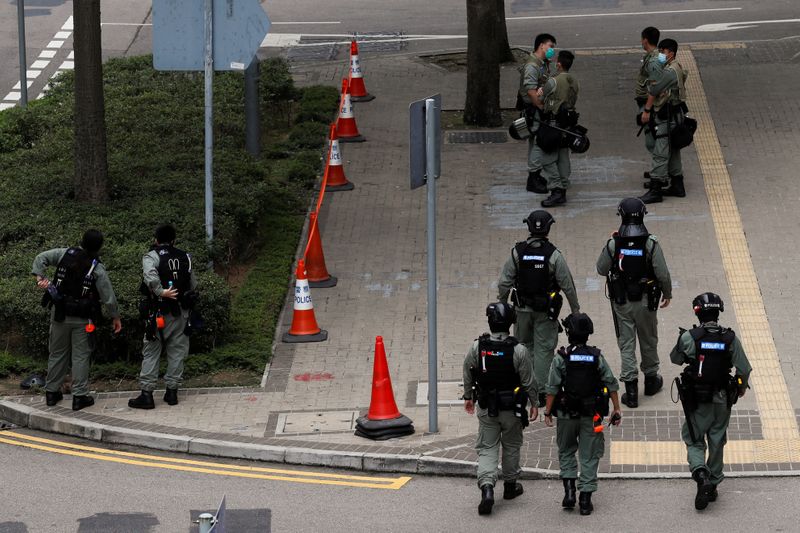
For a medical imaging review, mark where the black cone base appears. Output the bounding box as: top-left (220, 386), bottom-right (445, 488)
top-left (326, 182), bottom-right (355, 192)
top-left (338, 135), bottom-right (366, 143)
top-left (309, 276), bottom-right (338, 288)
top-left (355, 415), bottom-right (415, 440)
top-left (282, 330), bottom-right (328, 343)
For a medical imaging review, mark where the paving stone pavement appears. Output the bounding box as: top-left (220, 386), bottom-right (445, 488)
top-left (6, 41), bottom-right (800, 475)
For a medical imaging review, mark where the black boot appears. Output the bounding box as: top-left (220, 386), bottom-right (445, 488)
top-left (478, 485), bottom-right (495, 515)
top-left (708, 485), bottom-right (718, 503)
top-left (643, 170), bottom-right (652, 188)
top-left (639, 182), bottom-right (663, 204)
top-left (579, 492), bottom-right (593, 516)
top-left (562, 478), bottom-right (577, 509)
top-left (45, 391), bottom-right (63, 407)
top-left (693, 468), bottom-right (714, 510)
top-left (72, 395), bottom-right (95, 411)
top-left (128, 390), bottom-right (155, 410)
top-left (163, 388), bottom-right (179, 406)
top-left (644, 374), bottom-right (664, 396)
top-left (541, 188), bottom-right (566, 207)
top-left (663, 174), bottom-right (686, 197)
top-left (503, 481), bottom-right (524, 500)
top-left (527, 170), bottom-right (548, 194)
top-left (622, 379), bottom-right (639, 408)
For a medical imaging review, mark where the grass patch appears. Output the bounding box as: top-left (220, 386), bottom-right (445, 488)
top-left (0, 55), bottom-right (339, 386)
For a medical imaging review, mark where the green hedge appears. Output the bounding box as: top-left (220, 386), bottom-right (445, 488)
top-left (0, 55), bottom-right (339, 378)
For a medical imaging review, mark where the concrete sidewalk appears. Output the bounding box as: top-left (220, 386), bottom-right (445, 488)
top-left (3, 42), bottom-right (799, 477)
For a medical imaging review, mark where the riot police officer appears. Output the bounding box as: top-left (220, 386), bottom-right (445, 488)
top-left (596, 198), bottom-right (672, 408)
top-left (518, 33), bottom-right (556, 193)
top-left (670, 293), bottom-right (751, 510)
top-left (32, 229), bottom-right (122, 411)
top-left (463, 302), bottom-right (538, 516)
top-left (129, 224), bottom-right (199, 409)
top-left (498, 210), bottom-right (581, 407)
top-left (543, 313), bottom-right (621, 516)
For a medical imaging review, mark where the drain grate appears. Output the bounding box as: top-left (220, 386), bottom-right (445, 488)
top-left (0, 419), bottom-right (17, 431)
top-left (448, 131), bottom-right (508, 144)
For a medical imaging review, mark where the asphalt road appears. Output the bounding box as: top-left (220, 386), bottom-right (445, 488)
top-left (0, 428), bottom-right (797, 532)
top-left (2, 0), bottom-right (800, 108)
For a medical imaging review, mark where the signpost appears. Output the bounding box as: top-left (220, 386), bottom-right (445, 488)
top-left (17, 0), bottom-right (28, 107)
top-left (153, 0), bottom-right (271, 244)
top-left (409, 94), bottom-right (442, 433)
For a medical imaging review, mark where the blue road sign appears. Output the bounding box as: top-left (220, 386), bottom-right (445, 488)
top-left (153, 0), bottom-right (271, 71)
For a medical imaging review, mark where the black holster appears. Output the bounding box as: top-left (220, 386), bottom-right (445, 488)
top-left (646, 282), bottom-right (662, 312)
top-left (607, 274), bottom-right (627, 305)
top-left (547, 292), bottom-right (563, 321)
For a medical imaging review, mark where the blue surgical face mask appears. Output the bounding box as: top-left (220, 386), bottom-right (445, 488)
top-left (545, 47), bottom-right (555, 60)
top-left (657, 52), bottom-right (667, 64)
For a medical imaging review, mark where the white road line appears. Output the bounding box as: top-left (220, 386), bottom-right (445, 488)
top-left (272, 21), bottom-right (341, 25)
top-left (46, 40), bottom-right (65, 49)
top-left (666, 19), bottom-right (800, 32)
top-left (59, 61), bottom-right (74, 70)
top-left (39, 50), bottom-right (57, 59)
top-left (62, 16), bottom-right (73, 31)
top-left (0, 103), bottom-right (15, 110)
top-left (68, 51), bottom-right (75, 60)
top-left (54, 31), bottom-right (71, 40)
top-left (5, 92), bottom-right (21, 102)
top-left (13, 81), bottom-right (34, 90)
top-left (100, 22), bottom-right (152, 26)
top-left (31, 59), bottom-right (50, 70)
top-left (507, 7), bottom-right (742, 21)
top-left (261, 32), bottom-right (466, 48)
top-left (26, 70), bottom-right (41, 79)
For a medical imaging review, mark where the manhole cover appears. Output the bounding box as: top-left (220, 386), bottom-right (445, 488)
top-left (275, 410), bottom-right (358, 435)
top-left (0, 419), bottom-right (17, 431)
top-left (448, 131), bottom-right (507, 144)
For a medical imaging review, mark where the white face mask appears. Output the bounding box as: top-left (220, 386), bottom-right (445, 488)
top-left (657, 52), bottom-right (668, 64)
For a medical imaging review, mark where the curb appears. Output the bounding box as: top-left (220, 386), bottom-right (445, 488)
top-left (0, 400), bottom-right (795, 480)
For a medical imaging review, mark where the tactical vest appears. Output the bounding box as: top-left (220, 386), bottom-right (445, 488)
top-left (514, 240), bottom-right (558, 310)
top-left (52, 247), bottom-right (100, 319)
top-left (635, 50), bottom-right (660, 99)
top-left (544, 72), bottom-right (579, 127)
top-left (559, 345), bottom-right (605, 417)
top-left (653, 61), bottom-right (687, 111)
top-left (609, 235), bottom-right (654, 301)
top-left (688, 326), bottom-right (735, 391)
top-left (477, 335), bottom-right (520, 392)
top-left (150, 245), bottom-right (193, 314)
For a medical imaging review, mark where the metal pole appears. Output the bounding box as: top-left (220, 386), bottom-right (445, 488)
top-left (425, 98), bottom-right (439, 433)
top-left (198, 513), bottom-right (214, 533)
top-left (244, 57), bottom-right (260, 157)
top-left (204, 0), bottom-right (214, 244)
top-left (17, 0), bottom-right (28, 107)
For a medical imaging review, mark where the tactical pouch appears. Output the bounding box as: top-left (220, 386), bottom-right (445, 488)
top-left (646, 282), bottom-right (662, 312)
top-left (529, 294), bottom-right (550, 313)
top-left (138, 299), bottom-right (151, 321)
top-left (487, 390), bottom-right (500, 417)
top-left (608, 274), bottom-right (627, 305)
top-left (536, 122), bottom-right (563, 153)
top-left (180, 290), bottom-right (199, 310)
top-left (497, 391), bottom-right (516, 411)
top-left (596, 389), bottom-right (610, 417)
top-left (144, 315), bottom-right (158, 342)
top-left (726, 376), bottom-right (740, 409)
top-left (546, 292), bottom-right (563, 321)
top-left (625, 281), bottom-right (644, 302)
top-left (694, 384), bottom-right (714, 404)
top-left (53, 302), bottom-right (66, 323)
top-left (657, 105), bottom-right (670, 121)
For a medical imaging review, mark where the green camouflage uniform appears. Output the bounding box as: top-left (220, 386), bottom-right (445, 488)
top-left (518, 54), bottom-right (551, 173)
top-left (636, 49), bottom-right (663, 154)
top-left (32, 248), bottom-right (120, 397)
top-left (138, 249), bottom-right (198, 391)
top-left (498, 237), bottom-right (580, 390)
top-left (647, 60), bottom-right (688, 185)
top-left (540, 71), bottom-right (580, 191)
top-left (670, 323), bottom-right (752, 485)
top-left (546, 348), bottom-right (619, 492)
top-left (463, 332), bottom-right (538, 488)
top-left (596, 235), bottom-right (672, 382)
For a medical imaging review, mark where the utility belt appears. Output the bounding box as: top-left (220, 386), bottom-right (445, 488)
top-left (516, 289), bottom-right (563, 320)
top-left (677, 368), bottom-right (741, 410)
top-left (138, 290), bottom-right (200, 341)
top-left (42, 292), bottom-right (100, 323)
top-left (607, 274), bottom-right (661, 311)
top-left (478, 387), bottom-right (528, 424)
top-left (555, 387), bottom-right (610, 419)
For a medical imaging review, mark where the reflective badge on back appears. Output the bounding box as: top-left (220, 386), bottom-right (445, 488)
top-left (700, 342), bottom-right (726, 350)
top-left (481, 350), bottom-right (506, 357)
top-left (620, 249), bottom-right (644, 257)
top-left (522, 255), bottom-right (545, 261)
top-left (569, 354), bottom-right (595, 363)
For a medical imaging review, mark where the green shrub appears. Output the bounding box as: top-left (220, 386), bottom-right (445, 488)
top-left (0, 56), bottom-right (339, 380)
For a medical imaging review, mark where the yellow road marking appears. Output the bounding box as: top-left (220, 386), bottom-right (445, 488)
top-left (609, 47), bottom-right (799, 465)
top-left (0, 432), bottom-right (411, 490)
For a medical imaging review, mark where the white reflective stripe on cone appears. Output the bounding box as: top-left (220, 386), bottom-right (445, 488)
top-left (329, 139), bottom-right (342, 165)
top-left (339, 93), bottom-right (354, 118)
top-left (294, 278), bottom-right (314, 311)
top-left (350, 55), bottom-right (363, 77)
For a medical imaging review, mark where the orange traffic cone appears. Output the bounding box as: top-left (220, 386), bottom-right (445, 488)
top-left (336, 78), bottom-right (365, 143)
top-left (325, 124), bottom-right (354, 191)
top-left (282, 259), bottom-right (328, 343)
top-left (348, 40), bottom-right (374, 102)
top-left (355, 336), bottom-right (414, 440)
top-left (305, 212), bottom-right (337, 288)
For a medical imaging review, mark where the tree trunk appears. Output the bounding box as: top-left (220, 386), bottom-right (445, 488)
top-left (495, 0), bottom-right (515, 64)
top-left (464, 0), bottom-right (502, 127)
top-left (74, 0), bottom-right (109, 203)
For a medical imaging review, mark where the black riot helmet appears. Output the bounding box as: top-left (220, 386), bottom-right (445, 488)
top-left (693, 292), bottom-right (724, 323)
top-left (617, 197), bottom-right (647, 224)
top-left (524, 210), bottom-right (555, 236)
top-left (486, 302), bottom-right (516, 333)
top-left (561, 312), bottom-right (594, 344)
